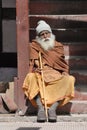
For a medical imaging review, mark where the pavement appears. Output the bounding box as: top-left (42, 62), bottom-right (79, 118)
top-left (0, 114), bottom-right (87, 130)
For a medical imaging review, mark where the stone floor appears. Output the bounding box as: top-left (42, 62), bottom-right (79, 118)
top-left (0, 114), bottom-right (87, 130)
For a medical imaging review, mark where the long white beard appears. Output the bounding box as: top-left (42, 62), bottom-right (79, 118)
top-left (36, 34), bottom-right (55, 51)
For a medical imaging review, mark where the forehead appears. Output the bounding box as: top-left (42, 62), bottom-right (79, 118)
top-left (40, 30), bottom-right (50, 34)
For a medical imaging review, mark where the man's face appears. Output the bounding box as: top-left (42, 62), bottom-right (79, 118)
top-left (39, 30), bottom-right (51, 41)
top-left (36, 31), bottom-right (55, 51)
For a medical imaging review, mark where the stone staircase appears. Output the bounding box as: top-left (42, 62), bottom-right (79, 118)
top-left (0, 81), bottom-right (87, 115)
top-left (56, 89), bottom-right (87, 114)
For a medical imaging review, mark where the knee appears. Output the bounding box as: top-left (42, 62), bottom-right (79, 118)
top-left (69, 75), bottom-right (75, 83)
top-left (27, 72), bottom-right (35, 78)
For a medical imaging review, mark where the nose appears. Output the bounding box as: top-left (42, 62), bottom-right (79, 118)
top-left (43, 33), bottom-right (48, 38)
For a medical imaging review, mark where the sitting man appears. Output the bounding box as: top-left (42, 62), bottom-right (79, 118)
top-left (22, 20), bottom-right (75, 122)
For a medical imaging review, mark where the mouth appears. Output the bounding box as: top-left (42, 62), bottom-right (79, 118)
top-left (44, 39), bottom-right (49, 41)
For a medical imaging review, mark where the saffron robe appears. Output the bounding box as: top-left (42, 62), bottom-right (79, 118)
top-left (22, 40), bottom-right (75, 107)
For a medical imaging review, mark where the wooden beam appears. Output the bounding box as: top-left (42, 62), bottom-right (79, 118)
top-left (14, 0), bottom-right (29, 111)
top-left (30, 1), bottom-right (87, 15)
top-left (30, 15), bottom-right (87, 28)
top-left (29, 29), bottom-right (87, 42)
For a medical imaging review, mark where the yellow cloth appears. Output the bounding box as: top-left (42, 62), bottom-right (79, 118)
top-left (22, 72), bottom-right (75, 107)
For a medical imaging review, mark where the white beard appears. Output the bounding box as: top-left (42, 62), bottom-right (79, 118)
top-left (36, 34), bottom-right (55, 51)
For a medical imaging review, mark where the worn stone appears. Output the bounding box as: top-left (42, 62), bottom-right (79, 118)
top-left (0, 82), bottom-right (9, 93)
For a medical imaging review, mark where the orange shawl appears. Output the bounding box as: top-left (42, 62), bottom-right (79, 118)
top-left (29, 40), bottom-right (69, 73)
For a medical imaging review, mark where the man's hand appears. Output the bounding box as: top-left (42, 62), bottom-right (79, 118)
top-left (35, 68), bottom-right (42, 73)
top-left (35, 60), bottom-right (39, 67)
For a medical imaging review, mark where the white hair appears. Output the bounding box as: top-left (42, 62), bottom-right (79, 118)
top-left (36, 33), bottom-right (55, 51)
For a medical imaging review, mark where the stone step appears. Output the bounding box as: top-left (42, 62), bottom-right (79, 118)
top-left (57, 100), bottom-right (87, 114)
top-left (0, 113), bottom-right (87, 122)
top-left (1, 82), bottom-right (87, 114)
top-left (74, 90), bottom-right (87, 100)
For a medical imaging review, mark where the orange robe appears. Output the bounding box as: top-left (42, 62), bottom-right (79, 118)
top-left (22, 40), bottom-right (75, 107)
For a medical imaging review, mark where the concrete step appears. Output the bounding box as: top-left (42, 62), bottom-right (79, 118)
top-left (74, 90), bottom-right (87, 100)
top-left (0, 114), bottom-right (87, 122)
top-left (57, 100), bottom-right (87, 114)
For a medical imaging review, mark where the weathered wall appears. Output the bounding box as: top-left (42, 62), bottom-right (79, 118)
top-left (0, 0), bottom-right (17, 82)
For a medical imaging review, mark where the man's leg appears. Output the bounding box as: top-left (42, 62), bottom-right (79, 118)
top-left (34, 95), bottom-right (46, 122)
top-left (48, 101), bottom-right (59, 122)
